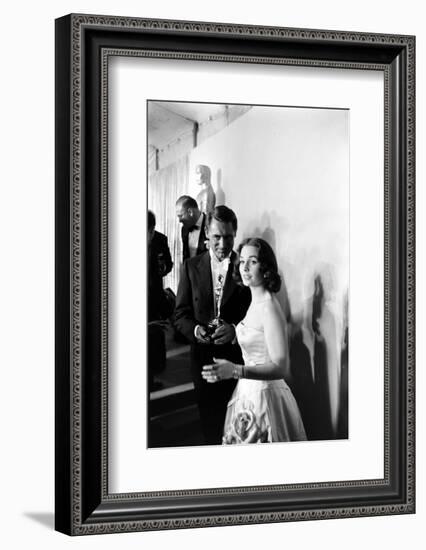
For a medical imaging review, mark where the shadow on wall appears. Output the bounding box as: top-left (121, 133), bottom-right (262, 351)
top-left (215, 168), bottom-right (226, 206)
top-left (239, 215), bottom-right (348, 441)
top-left (242, 213), bottom-right (291, 321)
top-left (290, 272), bottom-right (349, 441)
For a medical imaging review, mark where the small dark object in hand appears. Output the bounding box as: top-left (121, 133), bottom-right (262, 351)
top-left (205, 317), bottom-right (223, 340)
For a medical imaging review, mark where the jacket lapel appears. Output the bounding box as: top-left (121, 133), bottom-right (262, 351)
top-left (195, 252), bottom-right (214, 315)
top-left (197, 213), bottom-right (207, 255)
top-left (220, 251), bottom-right (238, 310)
top-left (181, 225), bottom-right (189, 260)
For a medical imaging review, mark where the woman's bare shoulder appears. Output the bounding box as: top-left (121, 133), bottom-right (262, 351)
top-left (262, 294), bottom-right (283, 318)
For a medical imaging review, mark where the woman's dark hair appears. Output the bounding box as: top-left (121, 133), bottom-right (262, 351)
top-left (233, 237), bottom-right (282, 293)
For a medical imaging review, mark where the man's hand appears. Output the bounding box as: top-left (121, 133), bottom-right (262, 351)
top-left (211, 321), bottom-right (235, 345)
top-left (195, 325), bottom-right (211, 344)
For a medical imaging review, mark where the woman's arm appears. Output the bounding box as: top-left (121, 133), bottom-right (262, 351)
top-left (261, 300), bottom-right (290, 378)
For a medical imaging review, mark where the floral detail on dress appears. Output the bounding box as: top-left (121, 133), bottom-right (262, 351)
top-left (223, 401), bottom-right (269, 444)
top-left (222, 318), bottom-right (307, 444)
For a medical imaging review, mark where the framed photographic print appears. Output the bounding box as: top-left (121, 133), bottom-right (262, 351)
top-left (55, 14), bottom-right (415, 535)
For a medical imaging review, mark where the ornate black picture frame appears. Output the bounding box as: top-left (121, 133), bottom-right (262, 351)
top-left (55, 14), bottom-right (415, 535)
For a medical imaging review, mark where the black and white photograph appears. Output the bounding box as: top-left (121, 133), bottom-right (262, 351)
top-left (147, 100), bottom-right (349, 448)
top-left (52, 9), bottom-right (415, 539)
top-left (0, 0), bottom-right (420, 545)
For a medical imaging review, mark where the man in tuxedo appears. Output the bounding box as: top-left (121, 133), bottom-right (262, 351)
top-left (148, 210), bottom-right (173, 391)
top-left (175, 195), bottom-right (208, 262)
top-left (174, 205), bottom-right (251, 444)
top-left (148, 210), bottom-right (173, 321)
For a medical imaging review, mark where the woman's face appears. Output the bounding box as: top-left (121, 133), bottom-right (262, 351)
top-left (239, 245), bottom-right (264, 287)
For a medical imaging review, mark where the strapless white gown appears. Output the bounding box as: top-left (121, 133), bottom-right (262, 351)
top-left (222, 321), bottom-right (307, 444)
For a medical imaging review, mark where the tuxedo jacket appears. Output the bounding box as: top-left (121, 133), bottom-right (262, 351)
top-left (148, 230), bottom-right (173, 320)
top-left (174, 251), bottom-right (251, 371)
top-left (181, 213), bottom-right (208, 261)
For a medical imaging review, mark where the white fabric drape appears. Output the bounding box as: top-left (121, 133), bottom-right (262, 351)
top-left (148, 155), bottom-right (189, 293)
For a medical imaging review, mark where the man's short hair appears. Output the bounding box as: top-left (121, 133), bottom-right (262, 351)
top-left (206, 205), bottom-right (238, 232)
top-left (148, 210), bottom-right (156, 231)
top-left (176, 195), bottom-right (198, 210)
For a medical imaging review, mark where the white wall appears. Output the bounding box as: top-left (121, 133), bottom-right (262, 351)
top-left (188, 106), bottom-right (350, 432)
top-left (188, 106), bottom-right (349, 318)
top-left (0, 1), bottom-right (423, 549)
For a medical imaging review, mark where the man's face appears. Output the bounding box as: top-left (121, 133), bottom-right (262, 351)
top-left (206, 219), bottom-right (236, 261)
top-left (176, 203), bottom-right (193, 228)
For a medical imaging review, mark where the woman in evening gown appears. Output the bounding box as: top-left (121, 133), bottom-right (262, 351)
top-left (202, 238), bottom-right (306, 444)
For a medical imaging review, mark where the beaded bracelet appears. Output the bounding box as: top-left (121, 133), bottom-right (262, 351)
top-left (232, 365), bottom-right (245, 379)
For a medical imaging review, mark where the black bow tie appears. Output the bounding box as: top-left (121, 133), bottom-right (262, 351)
top-left (188, 225), bottom-right (199, 232)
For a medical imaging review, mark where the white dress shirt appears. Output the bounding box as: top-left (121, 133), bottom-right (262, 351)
top-left (193, 249), bottom-right (232, 339)
top-left (209, 248), bottom-right (231, 316)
